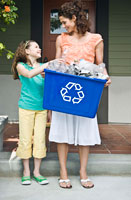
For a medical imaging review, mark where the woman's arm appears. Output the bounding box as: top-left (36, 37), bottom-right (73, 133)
top-left (55, 35), bottom-right (62, 59)
top-left (16, 62), bottom-right (48, 78)
top-left (95, 41), bottom-right (111, 87)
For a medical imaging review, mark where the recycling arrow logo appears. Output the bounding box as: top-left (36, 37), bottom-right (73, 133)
top-left (60, 82), bottom-right (85, 104)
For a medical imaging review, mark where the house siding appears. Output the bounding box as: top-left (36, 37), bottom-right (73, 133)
top-left (109, 0), bottom-right (131, 76)
top-left (109, 0), bottom-right (131, 123)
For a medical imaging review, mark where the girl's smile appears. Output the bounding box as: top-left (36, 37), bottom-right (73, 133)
top-left (26, 42), bottom-right (41, 59)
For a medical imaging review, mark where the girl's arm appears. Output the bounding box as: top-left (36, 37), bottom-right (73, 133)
top-left (16, 62), bottom-right (48, 78)
top-left (95, 41), bottom-right (111, 87)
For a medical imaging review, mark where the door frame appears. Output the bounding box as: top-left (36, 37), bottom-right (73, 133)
top-left (96, 0), bottom-right (109, 123)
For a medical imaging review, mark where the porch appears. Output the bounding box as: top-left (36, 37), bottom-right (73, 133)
top-left (3, 123), bottom-right (131, 154)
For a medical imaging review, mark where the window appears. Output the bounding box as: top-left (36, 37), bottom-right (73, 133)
top-left (50, 9), bottom-right (66, 34)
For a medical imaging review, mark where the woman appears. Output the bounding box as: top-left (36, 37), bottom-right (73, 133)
top-left (49, 0), bottom-right (111, 189)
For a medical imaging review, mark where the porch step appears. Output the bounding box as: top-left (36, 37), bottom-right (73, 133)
top-left (0, 152), bottom-right (131, 177)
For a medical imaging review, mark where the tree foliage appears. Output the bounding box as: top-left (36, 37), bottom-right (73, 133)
top-left (0, 0), bottom-right (18, 59)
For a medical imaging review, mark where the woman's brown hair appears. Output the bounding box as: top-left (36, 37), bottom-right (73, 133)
top-left (58, 0), bottom-right (90, 35)
top-left (11, 40), bottom-right (35, 80)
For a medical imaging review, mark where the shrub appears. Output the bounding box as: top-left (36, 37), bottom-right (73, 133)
top-left (0, 0), bottom-right (18, 59)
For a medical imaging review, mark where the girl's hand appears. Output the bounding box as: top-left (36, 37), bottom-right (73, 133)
top-left (104, 77), bottom-right (111, 87)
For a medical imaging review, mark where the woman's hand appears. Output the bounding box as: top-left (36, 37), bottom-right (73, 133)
top-left (104, 77), bottom-right (111, 87)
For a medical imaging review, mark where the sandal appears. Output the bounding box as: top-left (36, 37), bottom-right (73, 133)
top-left (21, 176), bottom-right (31, 185)
top-left (81, 178), bottom-right (94, 189)
top-left (59, 179), bottom-right (72, 189)
top-left (33, 175), bottom-right (49, 185)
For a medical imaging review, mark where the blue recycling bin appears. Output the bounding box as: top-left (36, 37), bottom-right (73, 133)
top-left (43, 69), bottom-right (107, 118)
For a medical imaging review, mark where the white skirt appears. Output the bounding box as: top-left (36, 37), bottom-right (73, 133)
top-left (49, 111), bottom-right (101, 146)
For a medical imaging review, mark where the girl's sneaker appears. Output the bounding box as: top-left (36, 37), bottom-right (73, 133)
top-left (33, 175), bottom-right (49, 185)
top-left (21, 176), bottom-right (31, 185)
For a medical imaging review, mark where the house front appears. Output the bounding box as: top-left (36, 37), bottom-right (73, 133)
top-left (0, 0), bottom-right (131, 124)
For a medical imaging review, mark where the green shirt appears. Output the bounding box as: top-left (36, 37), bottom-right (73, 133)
top-left (18, 62), bottom-right (45, 110)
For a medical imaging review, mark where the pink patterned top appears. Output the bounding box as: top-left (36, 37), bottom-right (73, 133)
top-left (60, 32), bottom-right (103, 64)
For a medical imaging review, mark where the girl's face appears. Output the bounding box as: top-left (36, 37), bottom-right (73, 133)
top-left (26, 42), bottom-right (41, 59)
top-left (59, 16), bottom-right (76, 33)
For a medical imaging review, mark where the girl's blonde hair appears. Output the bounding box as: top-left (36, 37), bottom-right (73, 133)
top-left (11, 40), bottom-right (35, 80)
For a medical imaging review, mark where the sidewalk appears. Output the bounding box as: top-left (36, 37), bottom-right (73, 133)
top-left (0, 176), bottom-right (131, 200)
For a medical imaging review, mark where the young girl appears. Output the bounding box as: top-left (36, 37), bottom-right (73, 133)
top-left (12, 40), bottom-right (49, 185)
top-left (49, 0), bottom-right (111, 189)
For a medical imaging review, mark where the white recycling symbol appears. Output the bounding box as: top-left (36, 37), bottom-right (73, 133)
top-left (60, 82), bottom-right (85, 104)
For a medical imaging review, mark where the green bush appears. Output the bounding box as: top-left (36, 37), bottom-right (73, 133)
top-left (0, 0), bottom-right (18, 59)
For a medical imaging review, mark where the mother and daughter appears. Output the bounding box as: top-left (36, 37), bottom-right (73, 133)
top-left (12, 0), bottom-right (111, 188)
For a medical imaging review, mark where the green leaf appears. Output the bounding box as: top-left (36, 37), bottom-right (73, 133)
top-left (3, 13), bottom-right (7, 17)
top-left (7, 52), bottom-right (12, 59)
top-left (12, 6), bottom-right (18, 11)
top-left (1, 0), bottom-right (6, 4)
top-left (10, 6), bottom-right (18, 12)
top-left (11, 19), bottom-right (15, 24)
top-left (0, 43), bottom-right (5, 50)
top-left (0, 27), bottom-right (6, 32)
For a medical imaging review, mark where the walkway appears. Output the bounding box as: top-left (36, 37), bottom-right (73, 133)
top-left (0, 176), bottom-right (131, 200)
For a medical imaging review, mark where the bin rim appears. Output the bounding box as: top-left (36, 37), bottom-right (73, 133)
top-left (44, 69), bottom-right (107, 83)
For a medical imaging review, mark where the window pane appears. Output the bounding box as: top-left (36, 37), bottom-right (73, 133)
top-left (50, 9), bottom-right (66, 34)
top-left (50, 9), bottom-right (88, 34)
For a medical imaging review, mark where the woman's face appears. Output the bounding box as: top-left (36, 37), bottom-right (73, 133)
top-left (59, 16), bottom-right (76, 33)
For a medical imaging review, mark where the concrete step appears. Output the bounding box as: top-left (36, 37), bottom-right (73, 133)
top-left (0, 152), bottom-right (131, 177)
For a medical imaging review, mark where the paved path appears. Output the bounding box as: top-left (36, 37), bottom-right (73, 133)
top-left (0, 176), bottom-right (131, 200)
